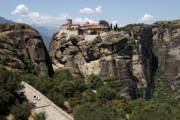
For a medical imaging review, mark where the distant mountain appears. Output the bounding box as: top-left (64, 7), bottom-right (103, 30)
top-left (0, 16), bottom-right (12, 23)
top-left (0, 16), bottom-right (59, 49)
top-left (32, 24), bottom-right (60, 49)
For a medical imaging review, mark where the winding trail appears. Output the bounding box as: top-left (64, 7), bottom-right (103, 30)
top-left (22, 81), bottom-right (74, 120)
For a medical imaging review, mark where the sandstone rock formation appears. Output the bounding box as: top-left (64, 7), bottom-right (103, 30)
top-left (152, 20), bottom-right (180, 93)
top-left (49, 20), bottom-right (180, 98)
top-left (49, 27), bottom-right (156, 98)
top-left (0, 23), bottom-right (53, 76)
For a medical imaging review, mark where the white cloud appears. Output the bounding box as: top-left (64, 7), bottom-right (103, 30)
top-left (112, 21), bottom-right (118, 26)
top-left (138, 14), bottom-right (154, 23)
top-left (96, 5), bottom-right (102, 14)
top-left (12, 4), bottom-right (29, 16)
top-left (79, 8), bottom-right (94, 14)
top-left (12, 4), bottom-right (69, 24)
top-left (79, 5), bottom-right (103, 14)
top-left (74, 17), bottom-right (97, 24)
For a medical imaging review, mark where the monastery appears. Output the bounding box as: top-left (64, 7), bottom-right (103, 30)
top-left (60, 19), bottom-right (108, 35)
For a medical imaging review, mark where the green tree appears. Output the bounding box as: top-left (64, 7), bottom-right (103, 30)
top-left (0, 66), bottom-right (24, 117)
top-left (59, 80), bottom-right (75, 97)
top-left (130, 103), bottom-right (172, 120)
top-left (53, 70), bottom-right (73, 83)
top-left (82, 90), bottom-right (96, 102)
top-left (33, 112), bottom-right (46, 120)
top-left (97, 86), bottom-right (118, 102)
top-left (11, 102), bottom-right (32, 120)
top-left (87, 74), bottom-right (103, 90)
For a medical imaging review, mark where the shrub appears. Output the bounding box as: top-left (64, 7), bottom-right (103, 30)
top-left (74, 102), bottom-right (123, 120)
top-left (53, 70), bottom-right (73, 83)
top-left (59, 80), bottom-right (75, 97)
top-left (33, 112), bottom-right (46, 120)
top-left (97, 86), bottom-right (118, 101)
top-left (130, 103), bottom-right (172, 120)
top-left (73, 78), bottom-right (87, 92)
top-left (82, 90), bottom-right (96, 102)
top-left (47, 91), bottom-right (65, 107)
top-left (87, 74), bottom-right (103, 90)
top-left (0, 66), bottom-right (24, 116)
top-left (11, 102), bottom-right (32, 120)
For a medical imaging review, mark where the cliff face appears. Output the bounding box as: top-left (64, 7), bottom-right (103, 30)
top-left (49, 26), bottom-right (156, 98)
top-left (49, 20), bottom-right (180, 98)
top-left (152, 20), bottom-right (180, 93)
top-left (0, 23), bottom-right (53, 76)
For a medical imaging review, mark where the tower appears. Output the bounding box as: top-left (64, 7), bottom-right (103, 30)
top-left (67, 19), bottom-right (72, 25)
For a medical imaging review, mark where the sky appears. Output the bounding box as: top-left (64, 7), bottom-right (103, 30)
top-left (1, 0), bottom-right (180, 26)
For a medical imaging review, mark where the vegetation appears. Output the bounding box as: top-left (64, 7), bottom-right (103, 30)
top-left (1, 63), bottom-right (180, 120)
top-left (99, 20), bottom-right (110, 28)
top-left (11, 102), bottom-right (32, 120)
top-left (0, 65), bottom-right (31, 119)
top-left (33, 112), bottom-right (46, 120)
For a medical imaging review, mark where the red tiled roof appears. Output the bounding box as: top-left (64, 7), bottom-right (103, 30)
top-left (79, 25), bottom-right (108, 30)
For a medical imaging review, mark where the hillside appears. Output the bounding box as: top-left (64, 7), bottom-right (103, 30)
top-left (0, 16), bottom-right (12, 23)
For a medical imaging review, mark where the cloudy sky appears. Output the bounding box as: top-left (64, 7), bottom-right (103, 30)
top-left (1, 0), bottom-right (180, 26)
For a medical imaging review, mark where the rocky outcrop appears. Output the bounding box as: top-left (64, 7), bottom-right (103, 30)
top-left (152, 20), bottom-right (180, 93)
top-left (49, 26), bottom-right (156, 98)
top-left (0, 23), bottom-right (53, 76)
top-left (49, 20), bottom-right (180, 98)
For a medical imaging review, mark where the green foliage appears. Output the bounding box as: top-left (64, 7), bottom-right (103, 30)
top-left (11, 102), bottom-right (32, 120)
top-left (152, 68), bottom-right (175, 100)
top-left (33, 112), bottom-right (46, 120)
top-left (59, 80), bottom-right (75, 97)
top-left (74, 102), bottom-right (126, 120)
top-left (114, 24), bottom-right (118, 31)
top-left (130, 103), bottom-right (175, 120)
top-left (16, 67), bottom-right (180, 120)
top-left (87, 74), bottom-right (103, 90)
top-left (24, 60), bottom-right (38, 74)
top-left (97, 86), bottom-right (118, 101)
top-left (73, 78), bottom-right (87, 92)
top-left (82, 90), bottom-right (96, 102)
top-left (0, 66), bottom-right (25, 117)
top-left (53, 69), bottom-right (73, 82)
top-left (99, 20), bottom-right (110, 28)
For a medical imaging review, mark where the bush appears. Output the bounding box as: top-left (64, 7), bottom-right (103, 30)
top-left (47, 91), bottom-right (65, 107)
top-left (0, 66), bottom-right (24, 117)
top-left (74, 103), bottom-right (105, 120)
top-left (33, 112), bottom-right (46, 120)
top-left (74, 102), bottom-right (123, 120)
top-left (73, 78), bottom-right (87, 92)
top-left (11, 102), bottom-right (32, 120)
top-left (59, 80), bottom-right (75, 97)
top-left (53, 70), bottom-right (73, 83)
top-left (97, 87), bottom-right (118, 101)
top-left (87, 74), bottom-right (103, 90)
top-left (82, 90), bottom-right (96, 102)
top-left (130, 103), bottom-right (172, 120)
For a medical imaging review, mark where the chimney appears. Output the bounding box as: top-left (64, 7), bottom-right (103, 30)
top-left (67, 19), bottom-right (72, 25)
